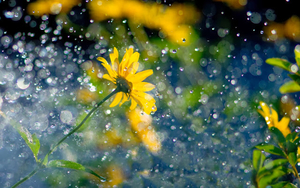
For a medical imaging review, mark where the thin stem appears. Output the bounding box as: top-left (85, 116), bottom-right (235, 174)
top-left (44, 87), bottom-right (120, 161)
top-left (11, 88), bottom-right (119, 188)
top-left (11, 168), bottom-right (39, 188)
top-left (292, 164), bottom-right (300, 182)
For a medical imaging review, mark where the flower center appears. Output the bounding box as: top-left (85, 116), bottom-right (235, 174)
top-left (116, 76), bottom-right (132, 93)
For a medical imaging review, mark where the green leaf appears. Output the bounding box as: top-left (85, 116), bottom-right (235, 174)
top-left (47, 160), bottom-right (106, 181)
top-left (266, 58), bottom-right (294, 72)
top-left (294, 45), bottom-right (300, 67)
top-left (286, 141), bottom-right (298, 154)
top-left (0, 112), bottom-right (41, 162)
top-left (289, 74), bottom-right (300, 85)
top-left (286, 132), bottom-right (299, 142)
top-left (270, 181), bottom-right (294, 188)
top-left (253, 150), bottom-right (266, 171)
top-left (269, 127), bottom-right (286, 145)
top-left (255, 143), bottom-right (285, 157)
top-left (283, 183), bottom-right (298, 188)
top-left (279, 80), bottom-right (300, 94)
top-left (257, 159), bottom-right (288, 178)
top-left (258, 166), bottom-right (291, 188)
top-left (288, 152), bottom-right (297, 166)
top-left (293, 137), bottom-right (300, 146)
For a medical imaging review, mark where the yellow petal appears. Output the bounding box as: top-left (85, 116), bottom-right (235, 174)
top-left (119, 93), bottom-right (129, 106)
top-left (260, 101), bottom-right (270, 118)
top-left (133, 82), bottom-right (155, 92)
top-left (110, 92), bottom-right (123, 107)
top-left (98, 57), bottom-right (117, 78)
top-left (271, 108), bottom-right (279, 124)
top-left (120, 48), bottom-right (133, 75)
top-left (128, 69), bottom-right (153, 83)
top-left (278, 116), bottom-right (290, 129)
top-left (130, 97), bottom-right (138, 110)
top-left (257, 109), bottom-right (265, 118)
top-left (131, 91), bottom-right (156, 114)
top-left (125, 61), bottom-right (139, 78)
top-left (127, 52), bottom-right (139, 69)
top-left (109, 47), bottom-right (119, 72)
top-left (102, 74), bottom-right (116, 84)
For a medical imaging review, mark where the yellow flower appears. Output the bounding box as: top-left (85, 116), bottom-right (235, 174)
top-left (257, 101), bottom-right (291, 137)
top-left (27, 0), bottom-right (81, 16)
top-left (127, 107), bottom-right (161, 153)
top-left (213, 0), bottom-right (247, 9)
top-left (97, 47), bottom-right (156, 114)
top-left (88, 0), bottom-right (200, 45)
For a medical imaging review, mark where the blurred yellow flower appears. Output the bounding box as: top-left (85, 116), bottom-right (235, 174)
top-left (284, 16), bottom-right (300, 41)
top-left (104, 164), bottom-right (125, 187)
top-left (128, 107), bottom-right (161, 153)
top-left (214, 0), bottom-right (247, 9)
top-left (98, 47), bottom-right (156, 115)
top-left (257, 101), bottom-right (291, 137)
top-left (97, 128), bottom-right (140, 149)
top-left (76, 88), bottom-right (99, 104)
top-left (27, 0), bottom-right (81, 16)
top-left (264, 15), bottom-right (300, 42)
top-left (87, 164), bottom-right (125, 187)
top-left (88, 0), bottom-right (200, 45)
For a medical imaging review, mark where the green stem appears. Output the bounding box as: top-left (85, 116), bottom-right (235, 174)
top-left (11, 168), bottom-right (39, 188)
top-left (12, 88), bottom-right (119, 188)
top-left (43, 87), bottom-right (120, 162)
top-left (292, 164), bottom-right (300, 182)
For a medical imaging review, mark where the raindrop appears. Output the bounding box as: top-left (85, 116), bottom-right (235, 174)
top-left (17, 78), bottom-right (30, 90)
top-left (60, 110), bottom-right (73, 124)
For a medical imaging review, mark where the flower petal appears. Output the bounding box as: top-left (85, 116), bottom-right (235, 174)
top-left (278, 116), bottom-right (290, 129)
top-left (133, 82), bottom-right (155, 92)
top-left (131, 91), bottom-right (156, 114)
top-left (127, 52), bottom-right (139, 69)
top-left (103, 74), bottom-right (116, 83)
top-left (259, 101), bottom-right (270, 118)
top-left (119, 93), bottom-right (129, 106)
top-left (110, 92), bottom-right (123, 107)
top-left (109, 47), bottom-right (119, 72)
top-left (130, 97), bottom-right (138, 110)
top-left (120, 48), bottom-right (133, 75)
top-left (128, 69), bottom-right (153, 83)
top-left (271, 108), bottom-right (279, 123)
top-left (125, 61), bottom-right (139, 78)
top-left (97, 57), bottom-right (117, 78)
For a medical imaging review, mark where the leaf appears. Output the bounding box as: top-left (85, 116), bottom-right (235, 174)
top-left (286, 132), bottom-right (299, 142)
top-left (258, 166), bottom-right (291, 188)
top-left (286, 141), bottom-right (298, 154)
top-left (269, 127), bottom-right (286, 145)
top-left (266, 58), bottom-right (294, 72)
top-left (279, 80), bottom-right (300, 94)
top-left (47, 160), bottom-right (106, 181)
top-left (288, 152), bottom-right (297, 166)
top-left (284, 183), bottom-right (298, 188)
top-left (253, 150), bottom-right (266, 171)
top-left (255, 143), bottom-right (285, 157)
top-left (270, 181), bottom-right (294, 188)
top-left (0, 111), bottom-right (40, 162)
top-left (289, 74), bottom-right (300, 85)
top-left (294, 45), bottom-right (300, 67)
top-left (257, 159), bottom-right (288, 178)
top-left (293, 137), bottom-right (300, 146)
